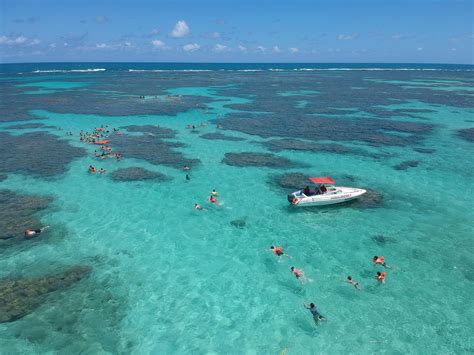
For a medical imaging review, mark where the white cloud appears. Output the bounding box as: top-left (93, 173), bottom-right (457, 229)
top-left (96, 43), bottom-right (111, 49)
top-left (183, 43), bottom-right (200, 52)
top-left (29, 39), bottom-right (40, 45)
top-left (0, 35), bottom-right (28, 45)
top-left (416, 47), bottom-right (423, 51)
top-left (214, 44), bottom-right (228, 52)
top-left (273, 45), bottom-right (281, 53)
top-left (337, 34), bottom-right (358, 41)
top-left (289, 47), bottom-right (299, 53)
top-left (95, 16), bottom-right (108, 24)
top-left (238, 45), bottom-right (247, 52)
top-left (171, 20), bottom-right (189, 38)
top-left (256, 45), bottom-right (266, 53)
top-left (151, 39), bottom-right (167, 49)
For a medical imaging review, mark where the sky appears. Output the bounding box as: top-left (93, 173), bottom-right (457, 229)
top-left (0, 0), bottom-right (473, 64)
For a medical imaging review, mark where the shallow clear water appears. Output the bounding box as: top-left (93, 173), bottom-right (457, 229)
top-left (0, 63), bottom-right (473, 354)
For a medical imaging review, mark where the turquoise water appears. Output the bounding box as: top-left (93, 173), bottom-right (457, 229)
top-left (0, 64), bottom-right (473, 354)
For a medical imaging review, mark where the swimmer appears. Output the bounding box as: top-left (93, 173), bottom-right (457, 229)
top-left (183, 165), bottom-right (190, 171)
top-left (99, 168), bottom-right (106, 174)
top-left (211, 189), bottom-right (218, 196)
top-left (347, 276), bottom-right (362, 290)
top-left (24, 226), bottom-right (49, 239)
top-left (304, 303), bottom-right (326, 322)
top-left (186, 174), bottom-right (190, 181)
top-left (88, 165), bottom-right (96, 173)
top-left (376, 271), bottom-right (387, 283)
top-left (269, 244), bottom-right (292, 261)
top-left (373, 256), bottom-right (391, 269)
top-left (290, 266), bottom-right (307, 284)
top-left (209, 195), bottom-right (217, 203)
top-left (194, 203), bottom-right (203, 210)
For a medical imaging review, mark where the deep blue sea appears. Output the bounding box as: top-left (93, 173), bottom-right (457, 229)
top-left (0, 62), bottom-right (473, 354)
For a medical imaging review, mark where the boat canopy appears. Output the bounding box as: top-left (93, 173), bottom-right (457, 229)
top-left (308, 176), bottom-right (335, 185)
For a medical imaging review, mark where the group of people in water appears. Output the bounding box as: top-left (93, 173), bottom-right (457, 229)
top-left (194, 188), bottom-right (219, 210)
top-left (77, 125), bottom-right (123, 174)
top-left (268, 242), bottom-right (392, 323)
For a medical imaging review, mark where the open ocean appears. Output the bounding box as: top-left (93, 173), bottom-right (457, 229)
top-left (0, 62), bottom-right (473, 354)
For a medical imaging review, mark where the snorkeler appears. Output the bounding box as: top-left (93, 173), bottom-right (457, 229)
top-left (373, 256), bottom-right (391, 268)
top-left (186, 174), bottom-right (190, 181)
top-left (209, 195), bottom-right (217, 203)
top-left (194, 203), bottom-right (203, 210)
top-left (376, 271), bottom-right (387, 283)
top-left (99, 168), bottom-right (106, 174)
top-left (290, 266), bottom-right (308, 284)
top-left (24, 226), bottom-right (49, 239)
top-left (347, 276), bottom-right (362, 290)
top-left (88, 165), bottom-right (96, 173)
top-left (269, 244), bottom-right (292, 260)
top-left (304, 303), bottom-right (326, 322)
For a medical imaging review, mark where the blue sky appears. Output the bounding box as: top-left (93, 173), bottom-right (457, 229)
top-left (0, 0), bottom-right (472, 63)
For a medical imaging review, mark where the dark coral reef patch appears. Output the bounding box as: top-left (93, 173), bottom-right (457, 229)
top-left (109, 167), bottom-right (171, 182)
top-left (263, 139), bottom-right (381, 158)
top-left (0, 132), bottom-right (85, 177)
top-left (222, 152), bottom-right (302, 168)
top-left (4, 123), bottom-right (47, 129)
top-left (200, 132), bottom-right (245, 141)
top-left (122, 125), bottom-right (176, 138)
top-left (0, 265), bottom-right (92, 323)
top-left (111, 133), bottom-right (199, 169)
top-left (457, 128), bottom-right (474, 142)
top-left (393, 160), bottom-right (419, 171)
top-left (0, 190), bottom-right (52, 246)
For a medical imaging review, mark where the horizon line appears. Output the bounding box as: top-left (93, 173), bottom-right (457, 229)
top-left (1, 61), bottom-right (473, 66)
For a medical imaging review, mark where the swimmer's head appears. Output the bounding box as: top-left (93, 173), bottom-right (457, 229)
top-left (270, 246), bottom-right (275, 249)
top-left (348, 276), bottom-right (352, 280)
top-left (290, 266), bottom-right (295, 271)
top-left (373, 256), bottom-right (378, 261)
top-left (377, 271), bottom-right (381, 276)
top-left (310, 303), bottom-right (315, 308)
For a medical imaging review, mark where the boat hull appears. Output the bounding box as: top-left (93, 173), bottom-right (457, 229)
top-left (290, 188), bottom-right (367, 207)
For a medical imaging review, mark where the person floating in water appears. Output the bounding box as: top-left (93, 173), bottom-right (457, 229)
top-left (99, 168), bottom-right (106, 174)
top-left (211, 189), bottom-right (218, 196)
top-left (209, 195), bottom-right (217, 204)
top-left (186, 174), bottom-right (190, 181)
top-left (376, 271), bottom-right (387, 283)
top-left (347, 276), bottom-right (362, 290)
top-left (269, 244), bottom-right (291, 261)
top-left (304, 303), bottom-right (326, 322)
top-left (24, 226), bottom-right (49, 239)
top-left (373, 256), bottom-right (391, 268)
top-left (290, 266), bottom-right (308, 284)
top-left (88, 165), bottom-right (96, 173)
top-left (194, 203), bottom-right (203, 210)
top-left (183, 165), bottom-right (190, 171)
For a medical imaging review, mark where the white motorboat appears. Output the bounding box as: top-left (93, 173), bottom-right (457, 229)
top-left (287, 176), bottom-right (366, 207)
